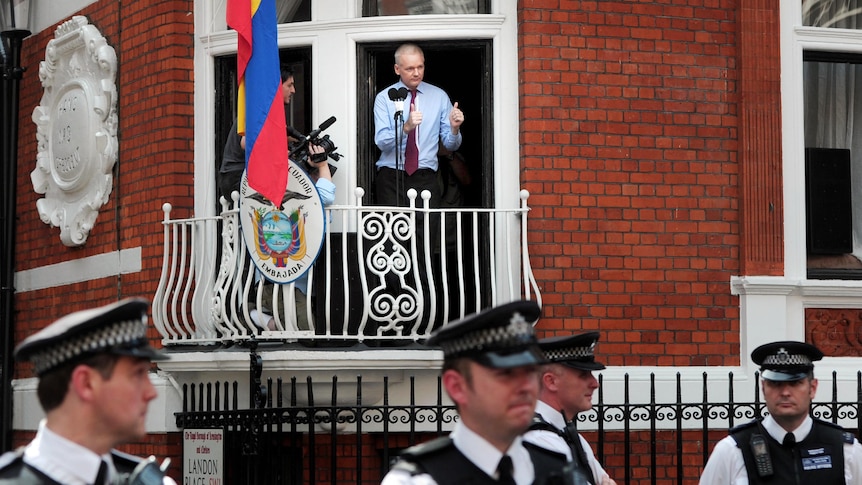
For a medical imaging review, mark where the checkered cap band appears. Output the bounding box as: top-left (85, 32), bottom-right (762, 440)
top-left (544, 341), bottom-right (597, 362)
top-left (438, 312), bottom-right (534, 357)
top-left (29, 318), bottom-right (147, 375)
top-left (762, 347), bottom-right (812, 367)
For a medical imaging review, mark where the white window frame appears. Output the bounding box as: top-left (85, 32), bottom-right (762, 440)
top-left (731, 2), bottom-right (862, 382)
top-left (191, 1), bottom-right (521, 221)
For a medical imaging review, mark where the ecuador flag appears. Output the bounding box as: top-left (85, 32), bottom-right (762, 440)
top-left (227, 0), bottom-right (288, 207)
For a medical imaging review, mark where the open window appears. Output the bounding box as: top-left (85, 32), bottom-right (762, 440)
top-left (213, 47), bottom-right (313, 205)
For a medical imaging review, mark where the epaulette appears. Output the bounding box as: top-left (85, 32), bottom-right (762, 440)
top-left (112, 449), bottom-right (144, 468)
top-left (814, 419), bottom-right (846, 432)
top-left (0, 448), bottom-right (24, 472)
top-left (729, 419), bottom-right (760, 435)
top-left (389, 437), bottom-right (453, 477)
top-left (528, 414), bottom-right (564, 436)
top-left (399, 436), bottom-right (453, 459)
top-left (523, 440), bottom-right (567, 460)
top-left (812, 419), bottom-right (856, 444)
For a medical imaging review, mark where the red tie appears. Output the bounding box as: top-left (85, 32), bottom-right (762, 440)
top-left (405, 89), bottom-right (419, 175)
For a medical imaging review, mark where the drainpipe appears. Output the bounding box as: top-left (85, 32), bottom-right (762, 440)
top-left (0, 27), bottom-right (29, 452)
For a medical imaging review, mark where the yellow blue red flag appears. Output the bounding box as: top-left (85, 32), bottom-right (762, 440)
top-left (227, 0), bottom-right (288, 207)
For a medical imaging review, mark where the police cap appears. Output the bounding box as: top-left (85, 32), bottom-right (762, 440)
top-left (426, 300), bottom-right (545, 369)
top-left (539, 331), bottom-right (606, 371)
top-left (15, 298), bottom-right (169, 376)
top-left (751, 341), bottom-right (823, 382)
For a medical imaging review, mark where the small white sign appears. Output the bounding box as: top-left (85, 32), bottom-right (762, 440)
top-left (183, 428), bottom-right (224, 485)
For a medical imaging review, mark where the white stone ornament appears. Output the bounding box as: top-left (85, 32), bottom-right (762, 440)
top-left (30, 16), bottom-right (118, 246)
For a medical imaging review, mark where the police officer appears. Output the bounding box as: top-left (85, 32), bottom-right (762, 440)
top-left (381, 300), bottom-right (576, 485)
top-left (523, 332), bottom-right (616, 485)
top-left (700, 341), bottom-right (862, 484)
top-left (0, 298), bottom-right (176, 484)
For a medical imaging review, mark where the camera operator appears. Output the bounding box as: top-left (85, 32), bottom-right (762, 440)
top-left (219, 65), bottom-right (297, 200)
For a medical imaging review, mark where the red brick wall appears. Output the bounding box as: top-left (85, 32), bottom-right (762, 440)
top-left (14, 0), bottom-right (194, 370)
top-left (518, 0), bottom-right (741, 366)
top-left (12, 3), bottom-right (192, 479)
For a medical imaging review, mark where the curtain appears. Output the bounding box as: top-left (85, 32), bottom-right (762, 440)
top-left (276, 0), bottom-right (303, 23)
top-left (803, 0), bottom-right (862, 27)
top-left (803, 1), bottom-right (862, 257)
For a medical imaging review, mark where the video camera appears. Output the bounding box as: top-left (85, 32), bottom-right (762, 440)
top-left (288, 116), bottom-right (342, 175)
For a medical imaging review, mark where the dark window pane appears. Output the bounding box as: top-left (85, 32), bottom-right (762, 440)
top-left (362, 0), bottom-right (490, 17)
top-left (277, 0), bottom-right (311, 23)
top-left (803, 52), bottom-right (862, 276)
top-left (803, 0), bottom-right (862, 28)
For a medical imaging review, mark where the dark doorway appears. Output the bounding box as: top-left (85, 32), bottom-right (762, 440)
top-left (356, 40), bottom-right (492, 208)
top-left (214, 47), bottom-right (313, 207)
top-left (351, 40), bottom-right (495, 323)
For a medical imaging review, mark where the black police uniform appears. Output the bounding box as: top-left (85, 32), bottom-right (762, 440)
top-left (528, 415), bottom-right (595, 484)
top-left (524, 331), bottom-right (610, 485)
top-left (391, 436), bottom-right (570, 485)
top-left (730, 418), bottom-right (851, 484)
top-left (0, 448), bottom-right (145, 484)
top-left (3, 299), bottom-right (172, 485)
top-left (381, 300), bottom-right (573, 485)
top-left (700, 340), bottom-right (862, 484)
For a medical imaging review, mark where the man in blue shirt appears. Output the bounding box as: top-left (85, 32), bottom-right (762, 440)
top-left (373, 43), bottom-right (464, 207)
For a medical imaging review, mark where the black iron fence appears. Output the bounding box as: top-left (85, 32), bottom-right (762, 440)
top-left (174, 350), bottom-right (862, 485)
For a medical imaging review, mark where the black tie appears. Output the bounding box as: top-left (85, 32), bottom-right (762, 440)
top-left (94, 459), bottom-right (109, 485)
top-left (563, 420), bottom-right (595, 484)
top-left (497, 455), bottom-right (516, 485)
top-left (783, 432), bottom-right (796, 447)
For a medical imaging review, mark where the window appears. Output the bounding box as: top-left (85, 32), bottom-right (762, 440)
top-left (804, 52), bottom-right (862, 278)
top-left (803, 0), bottom-right (862, 28)
top-left (277, 0), bottom-right (311, 23)
top-left (362, 0), bottom-right (490, 16)
top-left (213, 47), bottom-right (313, 204)
top-left (356, 41), bottom-right (492, 208)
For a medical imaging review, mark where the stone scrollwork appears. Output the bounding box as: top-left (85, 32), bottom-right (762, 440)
top-left (31, 16), bottom-right (118, 246)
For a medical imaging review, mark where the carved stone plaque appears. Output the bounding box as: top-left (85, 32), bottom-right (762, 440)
top-left (31, 16), bottom-right (118, 246)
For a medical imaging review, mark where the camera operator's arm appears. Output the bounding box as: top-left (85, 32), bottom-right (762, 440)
top-left (307, 143), bottom-right (335, 206)
top-left (307, 144), bottom-right (331, 182)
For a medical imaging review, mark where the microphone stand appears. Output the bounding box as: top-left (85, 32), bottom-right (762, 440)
top-left (394, 109), bottom-right (404, 208)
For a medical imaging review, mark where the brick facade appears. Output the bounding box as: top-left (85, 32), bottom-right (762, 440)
top-left (10, 0), bottom-right (193, 472)
top-left (519, 0), bottom-right (741, 366)
top-left (13, 0), bottom-right (193, 371)
top-left (8, 0), bottom-right (817, 483)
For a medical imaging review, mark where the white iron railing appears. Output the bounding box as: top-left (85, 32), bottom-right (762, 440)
top-left (153, 187), bottom-right (541, 346)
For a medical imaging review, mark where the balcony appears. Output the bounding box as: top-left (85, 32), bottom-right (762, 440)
top-left (152, 187), bottom-right (541, 348)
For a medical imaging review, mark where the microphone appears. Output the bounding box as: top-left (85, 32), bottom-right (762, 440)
top-left (301, 116), bottom-right (337, 142)
top-left (389, 87), bottom-right (408, 120)
top-left (287, 126), bottom-right (305, 141)
top-left (318, 116), bottom-right (337, 132)
top-left (288, 117), bottom-right (337, 159)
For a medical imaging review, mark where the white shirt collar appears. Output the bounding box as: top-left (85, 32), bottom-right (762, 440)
top-left (24, 419), bottom-right (113, 485)
top-left (761, 414), bottom-right (813, 443)
top-left (451, 421), bottom-right (535, 484)
top-left (535, 399), bottom-right (567, 429)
